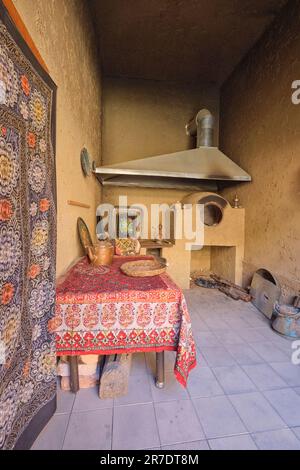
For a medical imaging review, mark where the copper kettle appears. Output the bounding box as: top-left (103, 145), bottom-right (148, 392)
top-left (86, 240), bottom-right (114, 266)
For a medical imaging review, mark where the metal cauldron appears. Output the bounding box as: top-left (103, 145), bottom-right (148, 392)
top-left (272, 302), bottom-right (300, 338)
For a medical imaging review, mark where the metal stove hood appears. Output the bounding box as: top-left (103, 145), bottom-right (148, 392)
top-left (94, 109), bottom-right (251, 190)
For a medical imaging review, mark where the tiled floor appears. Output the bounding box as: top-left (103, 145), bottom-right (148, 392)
top-left (31, 288), bottom-right (300, 450)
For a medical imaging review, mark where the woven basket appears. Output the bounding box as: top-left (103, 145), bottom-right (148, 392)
top-left (121, 260), bottom-right (166, 277)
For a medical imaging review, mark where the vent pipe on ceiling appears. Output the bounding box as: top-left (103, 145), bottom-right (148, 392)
top-left (185, 108), bottom-right (214, 148)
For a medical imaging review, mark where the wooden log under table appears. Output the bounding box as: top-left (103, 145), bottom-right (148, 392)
top-left (68, 356), bottom-right (79, 393)
top-left (68, 352), bottom-right (165, 393)
top-left (99, 354), bottom-right (132, 399)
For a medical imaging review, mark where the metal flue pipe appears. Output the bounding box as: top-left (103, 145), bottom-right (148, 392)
top-left (185, 108), bottom-right (214, 147)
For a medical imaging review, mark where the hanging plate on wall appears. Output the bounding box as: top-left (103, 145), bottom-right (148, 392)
top-left (77, 217), bottom-right (93, 251)
top-left (80, 147), bottom-right (92, 176)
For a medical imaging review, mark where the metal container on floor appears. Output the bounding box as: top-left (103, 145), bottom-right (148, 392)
top-left (250, 269), bottom-right (281, 319)
top-left (272, 302), bottom-right (300, 338)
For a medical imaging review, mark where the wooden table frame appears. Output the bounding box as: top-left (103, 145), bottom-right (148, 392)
top-left (68, 351), bottom-right (165, 393)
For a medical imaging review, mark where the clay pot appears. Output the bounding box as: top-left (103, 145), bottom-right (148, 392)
top-left (87, 240), bottom-right (114, 266)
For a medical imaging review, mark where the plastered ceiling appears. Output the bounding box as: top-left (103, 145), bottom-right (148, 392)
top-left (90, 0), bottom-right (287, 84)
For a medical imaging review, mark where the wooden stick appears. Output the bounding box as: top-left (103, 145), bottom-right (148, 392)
top-left (219, 285), bottom-right (252, 302)
top-left (210, 274), bottom-right (249, 294)
top-left (67, 200), bottom-right (90, 209)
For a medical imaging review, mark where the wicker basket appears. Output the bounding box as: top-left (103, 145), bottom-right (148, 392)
top-left (120, 260), bottom-right (166, 277)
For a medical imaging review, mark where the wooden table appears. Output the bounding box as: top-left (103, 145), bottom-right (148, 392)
top-left (50, 256), bottom-right (196, 393)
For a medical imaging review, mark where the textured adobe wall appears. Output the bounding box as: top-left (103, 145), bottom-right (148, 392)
top-left (102, 186), bottom-right (191, 236)
top-left (190, 247), bottom-right (211, 274)
top-left (220, 1), bottom-right (300, 299)
top-left (102, 77), bottom-right (219, 250)
top-left (102, 77), bottom-right (219, 165)
top-left (13, 0), bottom-right (102, 276)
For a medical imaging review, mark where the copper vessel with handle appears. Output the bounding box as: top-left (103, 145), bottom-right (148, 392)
top-left (86, 240), bottom-right (114, 266)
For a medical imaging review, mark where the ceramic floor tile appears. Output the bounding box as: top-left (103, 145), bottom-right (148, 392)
top-left (131, 353), bottom-right (148, 376)
top-left (252, 429), bottom-right (300, 450)
top-left (192, 395), bottom-right (246, 439)
top-left (162, 440), bottom-right (209, 450)
top-left (195, 349), bottom-right (209, 368)
top-left (213, 365), bottom-right (257, 395)
top-left (270, 332), bottom-right (294, 348)
top-left (155, 399), bottom-right (204, 446)
top-left (264, 388), bottom-right (300, 427)
top-left (224, 317), bottom-right (254, 331)
top-left (193, 331), bottom-right (220, 348)
top-left (224, 343), bottom-right (264, 365)
top-left (187, 367), bottom-right (224, 398)
top-left (242, 364), bottom-right (288, 391)
top-left (249, 341), bottom-right (290, 363)
top-left (256, 329), bottom-right (295, 349)
top-left (31, 414), bottom-right (70, 450)
top-left (200, 347), bottom-right (236, 367)
top-left (190, 316), bottom-right (211, 332)
top-left (253, 327), bottom-right (284, 342)
top-left (112, 403), bottom-right (159, 450)
top-left (236, 328), bottom-right (268, 343)
top-left (292, 427), bottom-right (300, 440)
top-left (229, 392), bottom-right (286, 433)
top-left (233, 302), bottom-right (258, 314)
top-left (202, 317), bottom-right (231, 331)
top-left (114, 374), bottom-right (152, 406)
top-left (276, 340), bottom-right (296, 356)
top-left (243, 315), bottom-right (270, 328)
top-left (63, 408), bottom-right (112, 450)
top-left (213, 330), bottom-right (245, 346)
top-left (269, 362), bottom-right (300, 387)
top-left (73, 386), bottom-right (113, 412)
top-left (150, 371), bottom-right (189, 402)
top-left (208, 434), bottom-right (257, 450)
top-left (55, 388), bottom-right (75, 414)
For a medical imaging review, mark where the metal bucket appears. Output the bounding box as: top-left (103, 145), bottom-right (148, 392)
top-left (272, 302), bottom-right (300, 338)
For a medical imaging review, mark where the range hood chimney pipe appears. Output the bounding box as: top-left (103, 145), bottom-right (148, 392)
top-left (185, 109), bottom-right (214, 148)
top-left (95, 106), bottom-right (252, 188)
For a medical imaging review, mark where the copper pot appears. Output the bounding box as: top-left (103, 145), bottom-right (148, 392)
top-left (86, 240), bottom-right (114, 266)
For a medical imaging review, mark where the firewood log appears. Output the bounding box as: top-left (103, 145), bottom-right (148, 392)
top-left (210, 274), bottom-right (249, 294)
top-left (219, 285), bottom-right (252, 302)
top-left (99, 354), bottom-right (132, 399)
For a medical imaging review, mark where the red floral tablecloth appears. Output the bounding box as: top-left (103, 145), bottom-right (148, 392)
top-left (50, 256), bottom-right (196, 387)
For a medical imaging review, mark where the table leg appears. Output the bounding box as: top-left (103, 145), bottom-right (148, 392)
top-left (69, 356), bottom-right (79, 393)
top-left (155, 351), bottom-right (165, 389)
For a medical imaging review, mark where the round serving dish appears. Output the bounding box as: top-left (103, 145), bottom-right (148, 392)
top-left (120, 260), bottom-right (166, 277)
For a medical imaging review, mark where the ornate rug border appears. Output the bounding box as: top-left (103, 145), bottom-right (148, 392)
top-left (0, 0), bottom-right (57, 450)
